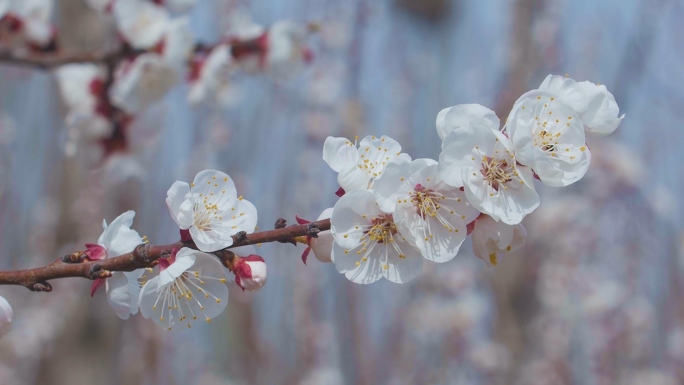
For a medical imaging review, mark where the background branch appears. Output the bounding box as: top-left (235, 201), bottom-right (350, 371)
top-left (0, 49), bottom-right (125, 69)
top-left (0, 218), bottom-right (330, 292)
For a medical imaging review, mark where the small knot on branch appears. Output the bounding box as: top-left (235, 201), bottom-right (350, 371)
top-left (306, 223), bottom-right (320, 238)
top-left (87, 264), bottom-right (112, 280)
top-left (235, 231), bottom-right (248, 242)
top-left (62, 251), bottom-right (86, 264)
top-left (274, 218), bottom-right (287, 229)
top-left (214, 250), bottom-right (237, 271)
top-left (132, 243), bottom-right (153, 265)
top-left (31, 282), bottom-right (52, 292)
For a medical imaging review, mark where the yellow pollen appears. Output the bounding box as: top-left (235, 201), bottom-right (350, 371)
top-left (489, 253), bottom-right (498, 266)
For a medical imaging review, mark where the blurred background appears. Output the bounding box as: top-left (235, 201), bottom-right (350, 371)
top-left (1, 0), bottom-right (683, 384)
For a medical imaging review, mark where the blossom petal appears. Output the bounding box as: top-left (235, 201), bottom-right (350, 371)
top-left (331, 190), bottom-right (381, 249)
top-left (381, 236), bottom-right (423, 284)
top-left (138, 276), bottom-right (161, 320)
top-left (337, 163), bottom-right (370, 192)
top-left (331, 241), bottom-right (383, 284)
top-left (114, 0), bottom-right (169, 49)
top-left (395, 203), bottom-right (467, 263)
top-left (106, 270), bottom-right (144, 320)
top-left (508, 93), bottom-right (590, 186)
top-left (438, 126), bottom-right (483, 188)
top-left (191, 169), bottom-right (237, 199)
top-left (471, 215), bottom-right (527, 265)
top-left (159, 251), bottom-right (196, 287)
top-left (323, 137), bottom-right (359, 173)
top-left (185, 251), bottom-right (229, 319)
top-left (97, 210), bottom-right (134, 246)
top-left (372, 156), bottom-right (413, 213)
top-left (536, 74), bottom-right (623, 137)
top-left (436, 104), bottom-right (500, 140)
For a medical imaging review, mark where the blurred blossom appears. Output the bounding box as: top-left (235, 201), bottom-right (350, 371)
top-left (298, 368), bottom-right (345, 385)
top-left (114, 0), bottom-right (169, 49)
top-left (0, 295), bottom-right (12, 338)
top-left (102, 154), bottom-right (146, 184)
top-left (110, 54), bottom-right (179, 114)
top-left (0, 111), bottom-right (16, 145)
top-left (468, 342), bottom-right (511, 374)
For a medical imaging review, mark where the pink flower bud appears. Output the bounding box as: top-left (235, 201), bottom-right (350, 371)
top-left (84, 243), bottom-right (106, 260)
top-left (233, 255), bottom-right (267, 292)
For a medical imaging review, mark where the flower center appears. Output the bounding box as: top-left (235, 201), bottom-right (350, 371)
top-left (408, 184), bottom-right (462, 239)
top-left (480, 156), bottom-right (516, 191)
top-left (525, 97), bottom-right (576, 157)
top-left (365, 214), bottom-right (397, 244)
top-left (194, 202), bottom-right (219, 231)
top-left (152, 270), bottom-right (227, 331)
top-left (410, 183), bottom-right (443, 219)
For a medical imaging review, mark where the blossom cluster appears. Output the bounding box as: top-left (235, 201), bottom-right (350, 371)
top-left (0, 0), bottom-right (55, 54)
top-left (81, 169), bottom-right (264, 331)
top-left (52, 0), bottom-right (313, 160)
top-left (313, 74), bottom-right (623, 284)
top-left (0, 74), bottom-right (623, 335)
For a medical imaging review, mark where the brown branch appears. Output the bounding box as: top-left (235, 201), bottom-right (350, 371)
top-left (0, 218), bottom-right (331, 292)
top-left (0, 49), bottom-right (126, 69)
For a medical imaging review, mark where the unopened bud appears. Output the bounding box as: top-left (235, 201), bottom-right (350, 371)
top-left (471, 215), bottom-right (526, 266)
top-left (233, 255), bottom-right (267, 292)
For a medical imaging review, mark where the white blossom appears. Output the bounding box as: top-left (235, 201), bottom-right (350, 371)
top-left (438, 104), bottom-right (539, 225)
top-left (188, 44), bottom-right (234, 106)
top-left (330, 190), bottom-right (422, 284)
top-left (109, 53), bottom-right (178, 113)
top-left (114, 0), bottom-right (169, 49)
top-left (54, 64), bottom-right (113, 144)
top-left (139, 248), bottom-right (229, 330)
top-left (55, 64), bottom-right (103, 112)
top-left (159, 17), bottom-right (195, 69)
top-left (225, 7), bottom-right (264, 41)
top-left (436, 103), bottom-right (500, 141)
top-left (323, 135), bottom-right (411, 193)
top-left (1, 0), bottom-right (54, 49)
top-left (374, 158), bottom-right (480, 262)
top-left (84, 0), bottom-right (112, 14)
top-left (264, 21), bottom-right (310, 80)
top-left (159, 0), bottom-right (198, 13)
top-left (471, 215), bottom-right (526, 266)
top-left (166, 169), bottom-right (258, 252)
top-left (85, 210), bottom-right (145, 320)
top-left (516, 74), bottom-right (624, 137)
top-left (232, 255), bottom-right (267, 292)
top-left (0, 296), bottom-right (12, 338)
top-left (506, 92), bottom-right (590, 186)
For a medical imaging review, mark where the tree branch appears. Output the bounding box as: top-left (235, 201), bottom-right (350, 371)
top-left (0, 49), bottom-right (126, 70)
top-left (0, 218), bottom-right (330, 292)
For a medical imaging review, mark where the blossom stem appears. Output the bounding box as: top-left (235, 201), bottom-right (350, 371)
top-left (0, 219), bottom-right (330, 292)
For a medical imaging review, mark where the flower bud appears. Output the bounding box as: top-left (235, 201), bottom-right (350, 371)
top-left (309, 208), bottom-right (334, 263)
top-left (471, 215), bottom-right (526, 266)
top-left (233, 255), bottom-right (267, 292)
top-left (0, 296), bottom-right (13, 338)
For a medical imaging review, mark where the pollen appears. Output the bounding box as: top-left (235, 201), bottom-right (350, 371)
top-left (489, 253), bottom-right (498, 266)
